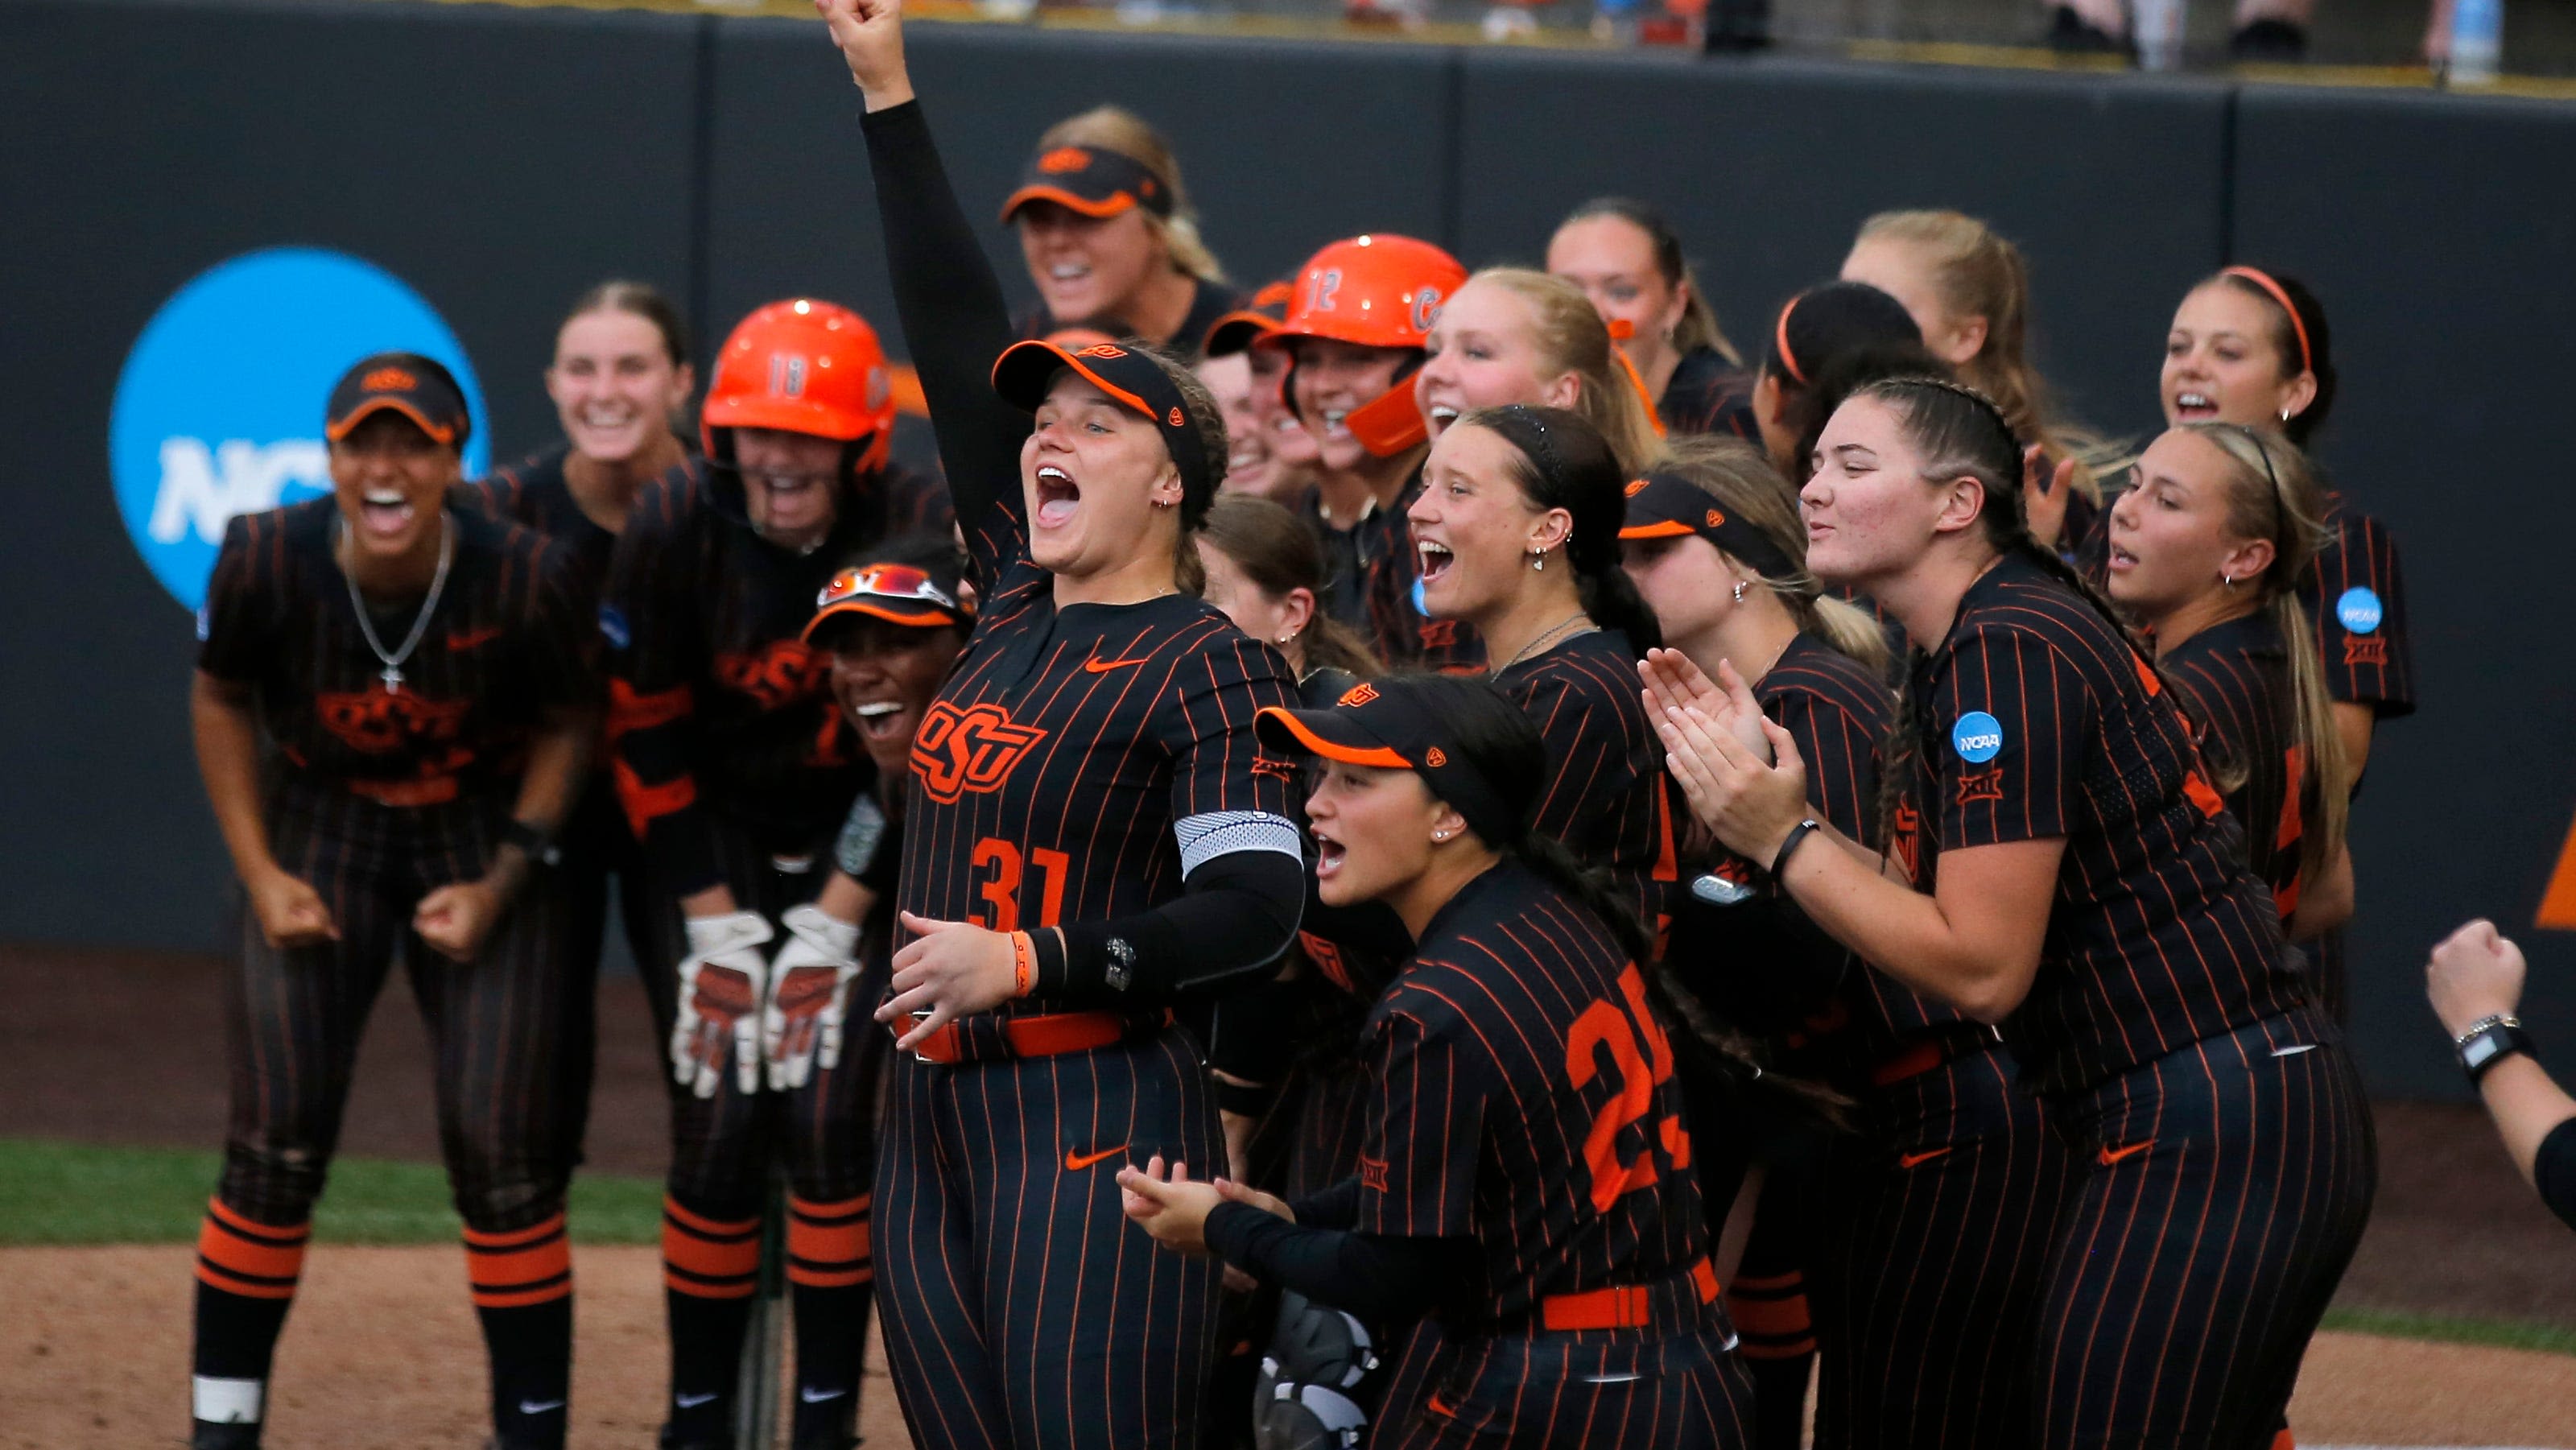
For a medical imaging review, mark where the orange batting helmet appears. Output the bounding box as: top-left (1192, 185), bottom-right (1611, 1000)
top-left (1261, 235), bottom-right (1464, 456)
top-left (701, 298), bottom-right (895, 472)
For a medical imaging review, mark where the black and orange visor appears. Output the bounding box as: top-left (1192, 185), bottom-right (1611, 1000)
top-left (991, 338), bottom-right (1215, 502)
top-left (803, 562), bottom-right (974, 645)
top-left (1001, 145), bottom-right (1173, 225)
top-left (1255, 681), bottom-right (1517, 848)
top-left (1203, 279), bottom-right (1295, 359)
top-left (1619, 473), bottom-right (1797, 580)
top-left (324, 351), bottom-right (471, 448)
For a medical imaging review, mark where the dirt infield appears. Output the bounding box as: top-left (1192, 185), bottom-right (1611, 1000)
top-left (6, 941), bottom-right (2575, 1445)
top-left (2, 1245), bottom-right (2570, 1449)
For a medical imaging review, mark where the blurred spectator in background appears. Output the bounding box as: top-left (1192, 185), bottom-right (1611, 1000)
top-left (2050, 0), bottom-right (2317, 60)
top-left (1001, 105), bottom-right (1241, 355)
top-left (2427, 920), bottom-right (2576, 1233)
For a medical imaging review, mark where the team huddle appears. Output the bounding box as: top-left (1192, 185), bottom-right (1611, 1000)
top-left (180, 1), bottom-right (2413, 1448)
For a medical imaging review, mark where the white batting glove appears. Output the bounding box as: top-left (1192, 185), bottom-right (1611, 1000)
top-left (672, 911), bottom-right (774, 1099)
top-left (764, 904), bottom-right (864, 1091)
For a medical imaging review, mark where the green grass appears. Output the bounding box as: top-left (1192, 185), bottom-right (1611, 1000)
top-left (0, 1138), bottom-right (662, 1246)
top-left (2318, 1304), bottom-right (2576, 1357)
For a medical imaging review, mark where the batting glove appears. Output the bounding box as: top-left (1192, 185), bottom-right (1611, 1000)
top-left (672, 911), bottom-right (774, 1099)
top-left (764, 903), bottom-right (864, 1091)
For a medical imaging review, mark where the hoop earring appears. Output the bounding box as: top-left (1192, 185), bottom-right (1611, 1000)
top-left (1732, 580), bottom-right (1747, 605)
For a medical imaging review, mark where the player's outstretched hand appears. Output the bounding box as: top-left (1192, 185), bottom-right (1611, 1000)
top-left (1117, 1155), bottom-right (1222, 1255)
top-left (249, 866), bottom-right (338, 948)
top-left (765, 903), bottom-right (864, 1090)
top-left (1654, 697), bottom-right (1810, 866)
top-left (816, 0), bottom-right (914, 110)
top-left (879, 912), bottom-right (1019, 1051)
top-left (2428, 919), bottom-right (2528, 1039)
top-left (673, 911), bottom-right (774, 1099)
top-left (413, 879), bottom-right (502, 962)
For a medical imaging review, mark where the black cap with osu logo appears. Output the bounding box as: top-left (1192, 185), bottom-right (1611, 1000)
top-left (1255, 680), bottom-right (1519, 849)
top-left (999, 145), bottom-right (1174, 224)
top-left (991, 338), bottom-right (1215, 504)
top-left (1619, 472), bottom-right (1796, 580)
top-left (324, 351), bottom-right (472, 448)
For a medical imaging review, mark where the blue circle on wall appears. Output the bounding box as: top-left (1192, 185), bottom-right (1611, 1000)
top-left (108, 247), bottom-right (488, 610)
top-left (1952, 710), bottom-right (2005, 763)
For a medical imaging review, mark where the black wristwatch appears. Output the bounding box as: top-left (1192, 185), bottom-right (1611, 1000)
top-left (500, 818), bottom-right (559, 869)
top-left (2454, 1014), bottom-right (2534, 1086)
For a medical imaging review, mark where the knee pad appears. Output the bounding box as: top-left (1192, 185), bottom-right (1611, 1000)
top-left (1252, 1292), bottom-right (1378, 1450)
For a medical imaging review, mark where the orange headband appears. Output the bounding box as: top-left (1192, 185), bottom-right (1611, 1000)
top-left (2221, 266), bottom-right (2313, 378)
top-left (1772, 297), bottom-right (1806, 386)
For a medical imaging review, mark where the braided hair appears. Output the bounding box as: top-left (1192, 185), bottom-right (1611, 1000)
top-left (1847, 375), bottom-right (2161, 842)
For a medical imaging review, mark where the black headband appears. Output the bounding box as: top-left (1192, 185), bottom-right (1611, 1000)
top-left (1618, 473), bottom-right (1799, 580)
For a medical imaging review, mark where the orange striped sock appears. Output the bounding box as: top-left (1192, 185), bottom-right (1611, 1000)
top-left (196, 1198), bottom-right (308, 1301)
top-left (463, 1212), bottom-right (572, 1310)
top-left (663, 1195), bottom-right (761, 1299)
top-left (786, 1193), bottom-right (871, 1290)
top-left (464, 1212), bottom-right (573, 1441)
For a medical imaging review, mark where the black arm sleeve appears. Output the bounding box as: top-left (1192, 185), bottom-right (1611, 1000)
top-left (1290, 1176), bottom-right (1364, 1231)
top-left (1030, 849), bottom-right (1302, 1006)
top-left (1205, 1202), bottom-right (1477, 1324)
top-left (1205, 970), bottom-right (1313, 1097)
top-left (2537, 1114), bottom-right (2576, 1233)
top-left (858, 100), bottom-right (1026, 570)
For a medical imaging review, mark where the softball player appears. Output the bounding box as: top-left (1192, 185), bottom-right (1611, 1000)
top-left (1657, 378), bottom-right (2374, 1448)
top-left (1546, 197), bottom-right (1757, 441)
top-left (2104, 424), bottom-right (2353, 936)
top-left (1408, 404), bottom-right (1672, 931)
top-left (1005, 105), bottom-right (1240, 353)
top-left (1839, 210), bottom-right (2099, 552)
top-left (1416, 268), bottom-right (1664, 472)
top-left (1124, 674), bottom-right (1752, 1448)
top-left (1623, 437), bottom-right (2066, 1450)
top-left (1749, 282), bottom-right (1922, 481)
top-left (1198, 283), bottom-right (1315, 507)
top-left (825, 5), bottom-right (1310, 1445)
top-left (603, 295), bottom-right (943, 1448)
top-left (2158, 266), bottom-right (2409, 1019)
top-left (1258, 233), bottom-right (1475, 671)
top-left (187, 355), bottom-right (596, 1450)
top-left (458, 279), bottom-right (696, 1163)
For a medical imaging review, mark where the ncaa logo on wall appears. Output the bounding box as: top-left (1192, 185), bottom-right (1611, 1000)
top-left (109, 247), bottom-right (489, 610)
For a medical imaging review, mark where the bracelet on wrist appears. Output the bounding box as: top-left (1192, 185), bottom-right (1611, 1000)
top-left (2452, 1013), bottom-right (2521, 1048)
top-left (1770, 819), bottom-right (1823, 881)
top-left (1009, 930), bottom-right (1035, 1000)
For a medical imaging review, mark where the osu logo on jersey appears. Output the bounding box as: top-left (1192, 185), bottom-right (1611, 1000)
top-left (715, 640), bottom-right (832, 711)
top-left (317, 684), bottom-right (472, 754)
top-left (912, 701), bottom-right (1047, 805)
top-left (1889, 800), bottom-right (1922, 883)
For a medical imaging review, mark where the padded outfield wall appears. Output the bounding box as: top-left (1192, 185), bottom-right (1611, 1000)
top-left (2, 0), bottom-right (2569, 1098)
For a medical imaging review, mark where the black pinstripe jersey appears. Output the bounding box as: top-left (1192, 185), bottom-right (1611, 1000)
top-left (456, 445), bottom-right (622, 598)
top-left (1912, 553), bottom-right (2299, 1095)
top-left (2163, 611), bottom-right (2310, 923)
top-left (1496, 630), bottom-right (1674, 936)
top-left (1354, 861), bottom-right (1707, 1324)
top-left (1364, 472), bottom-right (1485, 674)
top-left (898, 465), bottom-right (1302, 1017)
top-left (198, 498), bottom-right (593, 806)
top-left (603, 460), bottom-right (940, 894)
top-left (2300, 498), bottom-right (2413, 718)
top-left (1658, 348), bottom-right (1760, 443)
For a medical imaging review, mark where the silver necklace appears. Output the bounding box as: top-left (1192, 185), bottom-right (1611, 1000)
top-left (1501, 609), bottom-right (1591, 672)
top-left (337, 514), bottom-right (454, 695)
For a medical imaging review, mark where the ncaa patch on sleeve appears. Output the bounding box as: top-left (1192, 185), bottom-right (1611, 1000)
top-left (2334, 586), bottom-right (2383, 634)
top-left (599, 605), bottom-right (631, 650)
top-left (1952, 711), bottom-right (2004, 763)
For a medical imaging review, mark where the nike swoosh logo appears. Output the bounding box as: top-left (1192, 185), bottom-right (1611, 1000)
top-left (675, 1391), bottom-right (720, 1409)
top-left (446, 626), bottom-right (505, 651)
top-left (1897, 1146), bottom-right (1951, 1169)
top-left (2096, 1140), bottom-right (2154, 1167)
top-left (1426, 1393), bottom-right (1458, 1417)
top-left (1063, 1145), bottom-right (1126, 1171)
top-left (517, 1398), bottom-right (565, 1415)
top-left (799, 1386), bottom-right (847, 1403)
top-left (1083, 654), bottom-right (1153, 672)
